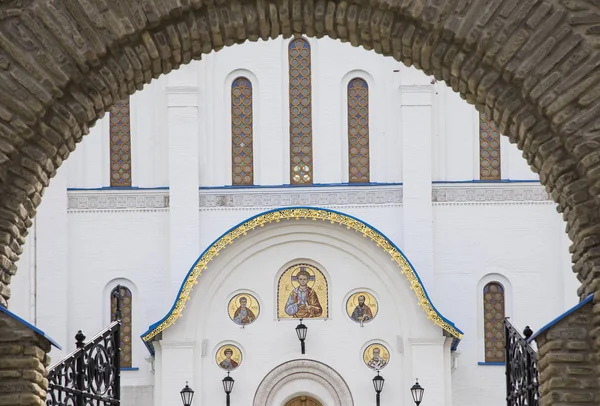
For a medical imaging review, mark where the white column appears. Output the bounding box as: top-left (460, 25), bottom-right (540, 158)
top-left (157, 342), bottom-right (195, 406)
top-left (167, 68), bottom-right (200, 298)
top-left (401, 84), bottom-right (435, 294)
top-left (36, 168), bottom-right (69, 357)
top-left (409, 337), bottom-right (449, 406)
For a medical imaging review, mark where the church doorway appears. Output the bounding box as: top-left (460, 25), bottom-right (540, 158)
top-left (284, 396), bottom-right (322, 406)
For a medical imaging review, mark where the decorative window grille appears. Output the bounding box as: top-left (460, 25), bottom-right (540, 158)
top-left (347, 78), bottom-right (370, 183)
top-left (231, 77), bottom-right (254, 185)
top-left (289, 38), bottom-right (313, 185)
top-left (110, 99), bottom-right (132, 186)
top-left (111, 285), bottom-right (132, 368)
top-left (480, 112), bottom-right (501, 180)
top-left (484, 282), bottom-right (506, 363)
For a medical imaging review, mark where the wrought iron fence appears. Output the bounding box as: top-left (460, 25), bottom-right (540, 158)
top-left (505, 318), bottom-right (539, 406)
top-left (46, 321), bottom-right (121, 406)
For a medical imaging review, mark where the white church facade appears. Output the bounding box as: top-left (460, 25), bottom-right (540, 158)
top-left (7, 36), bottom-right (579, 406)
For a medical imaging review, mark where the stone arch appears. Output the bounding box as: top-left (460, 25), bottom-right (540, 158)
top-left (0, 0), bottom-right (598, 307)
top-left (1, 0), bottom-right (600, 398)
top-left (253, 359), bottom-right (353, 406)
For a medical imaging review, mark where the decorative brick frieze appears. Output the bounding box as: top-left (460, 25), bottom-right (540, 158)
top-left (67, 191), bottom-right (169, 213)
top-left (67, 184), bottom-right (554, 213)
top-left (432, 184), bottom-right (552, 205)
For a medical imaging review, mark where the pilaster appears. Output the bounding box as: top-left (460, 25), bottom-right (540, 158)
top-left (36, 169), bottom-right (69, 358)
top-left (167, 80), bottom-right (201, 298)
top-left (400, 84), bottom-right (435, 293)
top-left (409, 337), bottom-right (449, 406)
top-left (156, 341), bottom-right (195, 406)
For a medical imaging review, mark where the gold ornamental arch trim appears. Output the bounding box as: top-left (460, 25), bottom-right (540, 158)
top-left (141, 207), bottom-right (463, 342)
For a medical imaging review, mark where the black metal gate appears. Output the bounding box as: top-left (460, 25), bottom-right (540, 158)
top-left (46, 321), bottom-right (121, 406)
top-left (505, 318), bottom-right (539, 406)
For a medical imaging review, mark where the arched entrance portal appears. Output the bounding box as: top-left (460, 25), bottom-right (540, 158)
top-left (285, 396), bottom-right (322, 406)
top-left (254, 359), bottom-right (353, 406)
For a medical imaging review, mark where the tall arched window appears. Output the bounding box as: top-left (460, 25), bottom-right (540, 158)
top-left (111, 285), bottom-right (132, 368)
top-left (110, 99), bottom-right (132, 187)
top-left (479, 112), bottom-right (501, 180)
top-left (483, 282), bottom-right (505, 363)
top-left (231, 77), bottom-right (254, 186)
top-left (347, 78), bottom-right (370, 183)
top-left (289, 38), bottom-right (313, 185)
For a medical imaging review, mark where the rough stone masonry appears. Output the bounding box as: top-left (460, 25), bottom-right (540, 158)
top-left (2, 0), bottom-right (600, 404)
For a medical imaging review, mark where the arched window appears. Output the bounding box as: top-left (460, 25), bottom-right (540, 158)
top-left (483, 282), bottom-right (505, 363)
top-left (111, 285), bottom-right (132, 368)
top-left (110, 99), bottom-right (132, 187)
top-left (231, 77), bottom-right (254, 185)
top-left (347, 78), bottom-right (369, 183)
top-left (479, 112), bottom-right (501, 180)
top-left (289, 38), bottom-right (313, 185)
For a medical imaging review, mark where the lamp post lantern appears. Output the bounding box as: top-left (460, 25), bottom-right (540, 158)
top-left (372, 371), bottom-right (385, 406)
top-left (222, 372), bottom-right (235, 406)
top-left (410, 379), bottom-right (425, 405)
top-left (295, 319), bottom-right (308, 354)
top-left (180, 382), bottom-right (194, 406)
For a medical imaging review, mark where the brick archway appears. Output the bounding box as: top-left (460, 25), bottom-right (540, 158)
top-left (0, 1), bottom-right (600, 402)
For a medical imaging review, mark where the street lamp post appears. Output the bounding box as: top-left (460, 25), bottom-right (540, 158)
top-left (222, 372), bottom-right (235, 406)
top-left (372, 371), bottom-right (385, 406)
top-left (180, 382), bottom-right (194, 406)
top-left (410, 379), bottom-right (425, 405)
top-left (295, 319), bottom-right (308, 354)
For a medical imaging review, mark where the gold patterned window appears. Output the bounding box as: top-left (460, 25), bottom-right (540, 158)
top-left (348, 78), bottom-right (369, 183)
top-left (483, 282), bottom-right (505, 363)
top-left (232, 77), bottom-right (254, 185)
top-left (110, 99), bottom-right (132, 187)
top-left (480, 112), bottom-right (501, 180)
top-left (289, 38), bottom-right (313, 185)
top-left (111, 286), bottom-right (133, 368)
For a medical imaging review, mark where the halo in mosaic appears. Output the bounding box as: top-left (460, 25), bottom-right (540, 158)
top-left (289, 38), bottom-right (313, 185)
top-left (111, 286), bottom-right (133, 368)
top-left (232, 77), bottom-right (254, 185)
top-left (484, 282), bottom-right (505, 363)
top-left (110, 99), bottom-right (132, 187)
top-left (348, 78), bottom-right (370, 183)
top-left (479, 112), bottom-right (501, 181)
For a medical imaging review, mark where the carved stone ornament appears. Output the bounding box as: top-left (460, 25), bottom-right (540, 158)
top-left (253, 359), bottom-right (354, 406)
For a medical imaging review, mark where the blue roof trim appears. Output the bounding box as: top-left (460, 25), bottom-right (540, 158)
top-left (528, 293), bottom-right (594, 343)
top-left (451, 337), bottom-right (461, 351)
top-left (0, 306), bottom-right (62, 350)
top-left (141, 206), bottom-right (463, 350)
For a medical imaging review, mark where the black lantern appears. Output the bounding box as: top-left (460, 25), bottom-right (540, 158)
top-left (410, 379), bottom-right (425, 405)
top-left (295, 319), bottom-right (308, 354)
top-left (372, 371), bottom-right (385, 406)
top-left (180, 382), bottom-right (194, 406)
top-left (222, 372), bottom-right (235, 406)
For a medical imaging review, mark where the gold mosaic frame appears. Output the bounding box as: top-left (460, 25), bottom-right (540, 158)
top-left (141, 208), bottom-right (463, 342)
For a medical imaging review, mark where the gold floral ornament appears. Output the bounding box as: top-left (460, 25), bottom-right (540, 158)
top-left (141, 208), bottom-right (463, 343)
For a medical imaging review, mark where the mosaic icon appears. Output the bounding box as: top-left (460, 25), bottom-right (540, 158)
top-left (346, 292), bottom-right (378, 325)
top-left (363, 343), bottom-right (390, 371)
top-left (278, 263), bottom-right (328, 319)
top-left (228, 293), bottom-right (260, 326)
top-left (216, 344), bottom-right (243, 371)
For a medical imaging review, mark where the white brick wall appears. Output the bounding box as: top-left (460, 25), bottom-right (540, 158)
top-left (6, 37), bottom-right (573, 406)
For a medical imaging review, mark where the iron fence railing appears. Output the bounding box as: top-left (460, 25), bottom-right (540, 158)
top-left (46, 321), bottom-right (121, 406)
top-left (505, 318), bottom-right (539, 406)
